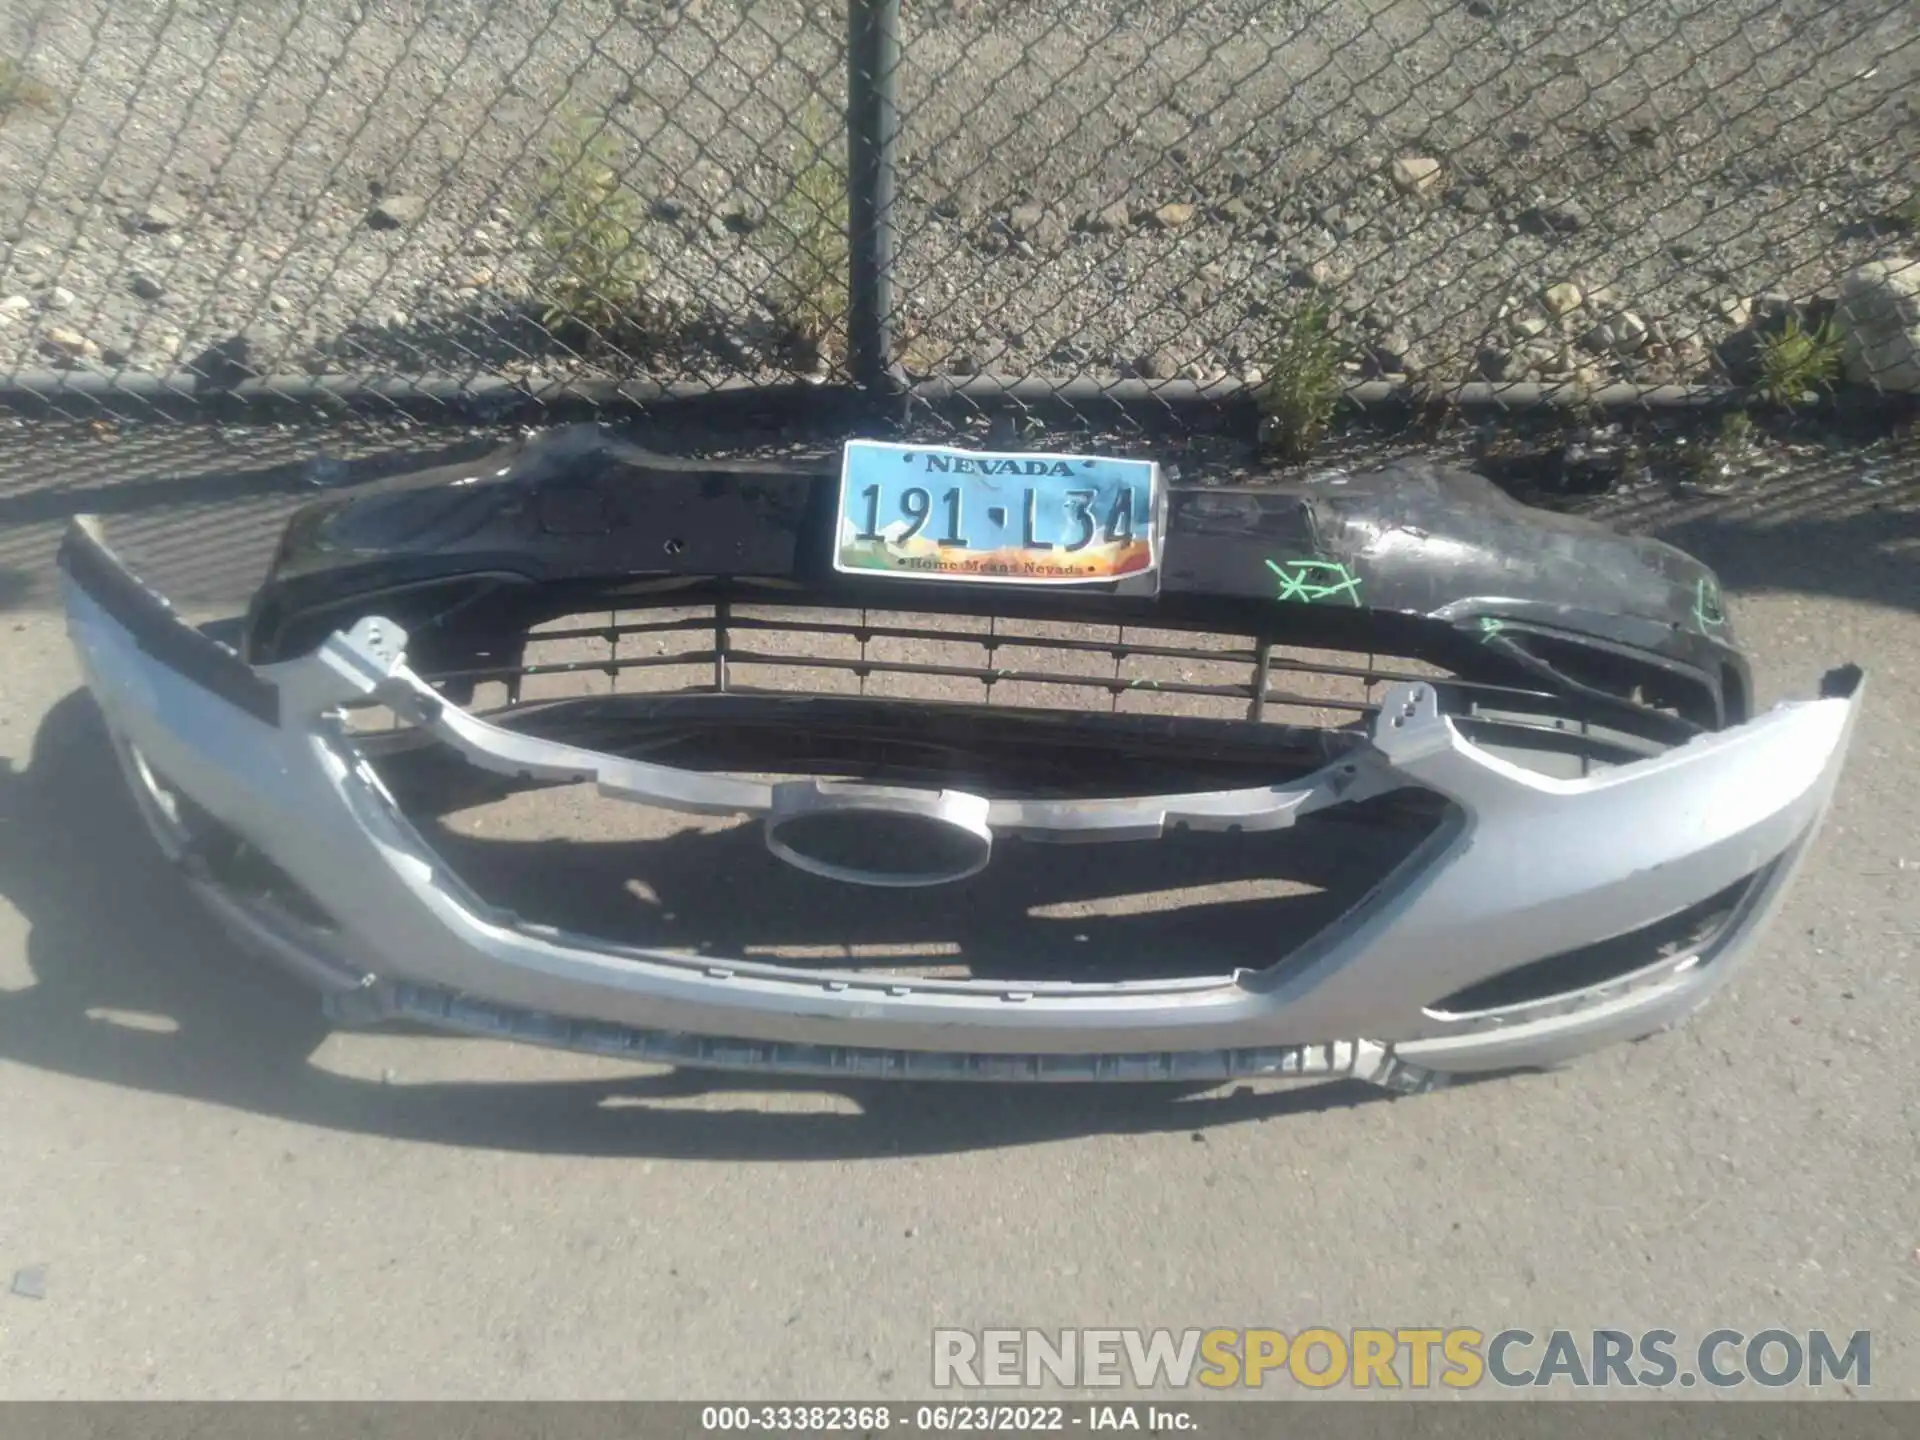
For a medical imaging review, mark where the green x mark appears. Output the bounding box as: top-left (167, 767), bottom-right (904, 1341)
top-left (1266, 558), bottom-right (1364, 606)
top-left (1693, 576), bottom-right (1726, 631)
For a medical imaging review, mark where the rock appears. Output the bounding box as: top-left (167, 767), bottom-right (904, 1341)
top-left (1368, 329), bottom-right (1421, 376)
top-left (1451, 184), bottom-right (1496, 216)
top-left (367, 194), bottom-right (427, 230)
top-left (1542, 281), bottom-right (1583, 316)
top-left (1390, 156), bottom-right (1443, 196)
top-left (0, 294), bottom-right (30, 321)
top-left (1007, 204), bottom-right (1068, 251)
top-left (1513, 315), bottom-right (1550, 338)
top-left (1477, 346), bottom-right (1520, 381)
top-left (268, 294), bottom-right (292, 314)
top-left (39, 326), bottom-right (98, 361)
top-left (39, 286), bottom-right (76, 311)
top-left (1613, 311), bottom-right (1650, 352)
top-left (189, 326), bottom-right (280, 388)
top-left (1716, 295), bottom-right (1752, 327)
top-left (648, 196), bottom-right (685, 222)
top-left (10, 1266), bottom-right (46, 1301)
top-left (1523, 339), bottom-right (1565, 369)
top-left (1008, 202), bottom-right (1046, 235)
top-left (1176, 283), bottom-right (1207, 311)
top-left (129, 193), bottom-right (187, 232)
top-left (1466, 0), bottom-right (1499, 15)
top-left (1133, 349), bottom-right (1181, 380)
top-left (1077, 201), bottom-right (1133, 234)
top-left (1289, 260), bottom-right (1332, 290)
top-left (1579, 322), bottom-right (1617, 354)
top-left (1835, 258), bottom-right (1920, 391)
top-left (1518, 201), bottom-right (1588, 235)
top-left (128, 272), bottom-right (165, 301)
top-left (721, 204), bottom-right (762, 235)
top-left (1215, 197), bottom-right (1256, 227)
top-left (1753, 291), bottom-right (1795, 324)
top-left (1147, 201), bottom-right (1196, 230)
top-left (1712, 327), bottom-right (1767, 384)
top-left (101, 345), bottom-right (131, 368)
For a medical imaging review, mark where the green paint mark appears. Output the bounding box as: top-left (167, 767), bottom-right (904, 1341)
top-left (1479, 617), bottom-right (1507, 642)
top-left (1127, 676), bottom-right (1161, 690)
top-left (1266, 558), bottom-right (1363, 606)
top-left (1693, 577), bottom-right (1726, 631)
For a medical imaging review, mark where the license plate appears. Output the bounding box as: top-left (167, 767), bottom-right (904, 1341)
top-left (833, 440), bottom-right (1163, 586)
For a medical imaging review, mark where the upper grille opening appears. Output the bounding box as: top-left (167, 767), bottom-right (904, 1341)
top-left (344, 598), bottom-right (1695, 784)
top-left (365, 763), bottom-right (1452, 983)
top-left (331, 596), bottom-right (1694, 987)
top-left (420, 603), bottom-right (1434, 730)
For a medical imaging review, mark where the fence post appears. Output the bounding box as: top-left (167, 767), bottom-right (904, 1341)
top-left (846, 0), bottom-right (901, 399)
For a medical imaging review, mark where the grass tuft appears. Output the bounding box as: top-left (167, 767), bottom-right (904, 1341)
top-left (1688, 408), bottom-right (1756, 487)
top-left (1255, 290), bottom-right (1346, 461)
top-left (1756, 315), bottom-right (1843, 404)
top-left (528, 114), bottom-right (653, 348)
top-left (759, 99), bottom-right (849, 363)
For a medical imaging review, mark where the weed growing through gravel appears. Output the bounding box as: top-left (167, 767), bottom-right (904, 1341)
top-left (1757, 315), bottom-right (1843, 403)
top-left (1689, 408), bottom-right (1758, 487)
top-left (0, 55), bottom-right (56, 122)
top-left (1255, 291), bottom-right (1346, 462)
top-left (528, 115), bottom-right (652, 348)
top-left (760, 99), bottom-right (849, 364)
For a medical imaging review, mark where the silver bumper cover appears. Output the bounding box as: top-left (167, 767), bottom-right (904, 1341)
top-left (61, 520), bottom-right (1863, 1086)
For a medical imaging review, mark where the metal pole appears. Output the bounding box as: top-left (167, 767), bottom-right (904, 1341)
top-left (846, 0), bottom-right (900, 398)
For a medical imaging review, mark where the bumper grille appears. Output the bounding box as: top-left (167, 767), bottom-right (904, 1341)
top-left (419, 601), bottom-right (1465, 728)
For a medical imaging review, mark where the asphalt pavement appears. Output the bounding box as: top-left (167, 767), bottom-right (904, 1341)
top-left (0, 422), bottom-right (1914, 1399)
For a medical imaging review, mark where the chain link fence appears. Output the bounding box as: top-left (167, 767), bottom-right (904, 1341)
top-left (0, 0), bottom-right (1914, 433)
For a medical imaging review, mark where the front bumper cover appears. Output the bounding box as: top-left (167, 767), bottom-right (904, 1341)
top-left (59, 515), bottom-right (1863, 1087)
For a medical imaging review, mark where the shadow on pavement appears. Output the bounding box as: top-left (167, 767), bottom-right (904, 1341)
top-left (0, 425), bottom-right (506, 610)
top-left (1650, 503), bottom-right (1920, 619)
top-left (1585, 432), bottom-right (1920, 618)
top-left (0, 690), bottom-right (1411, 1161)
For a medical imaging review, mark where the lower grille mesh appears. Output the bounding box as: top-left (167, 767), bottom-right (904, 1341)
top-left (418, 602), bottom-right (1461, 731)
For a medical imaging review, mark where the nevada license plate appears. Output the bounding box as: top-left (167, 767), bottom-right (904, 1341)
top-left (833, 440), bottom-right (1163, 586)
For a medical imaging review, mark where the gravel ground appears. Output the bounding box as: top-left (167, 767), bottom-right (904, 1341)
top-left (0, 0), bottom-right (1915, 392)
